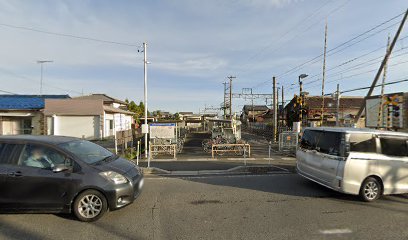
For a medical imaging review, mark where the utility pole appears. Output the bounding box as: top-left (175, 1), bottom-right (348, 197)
top-left (377, 36), bottom-right (391, 128)
top-left (228, 76), bottom-right (236, 119)
top-left (335, 84), bottom-right (341, 127)
top-left (321, 21), bottom-right (328, 126)
top-left (37, 60), bottom-right (53, 95)
top-left (223, 82), bottom-right (227, 118)
top-left (356, 9), bottom-right (408, 122)
top-left (273, 77), bottom-right (277, 142)
top-left (143, 42), bottom-right (148, 159)
top-left (281, 86), bottom-right (284, 127)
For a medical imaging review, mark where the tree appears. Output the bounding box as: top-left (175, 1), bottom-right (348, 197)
top-left (126, 100), bottom-right (146, 124)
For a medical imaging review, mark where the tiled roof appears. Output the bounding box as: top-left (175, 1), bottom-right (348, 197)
top-left (0, 95), bottom-right (70, 110)
top-left (243, 105), bottom-right (269, 114)
top-left (74, 94), bottom-right (127, 105)
top-left (305, 96), bottom-right (364, 109)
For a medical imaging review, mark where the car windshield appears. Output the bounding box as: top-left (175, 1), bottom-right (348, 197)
top-left (59, 140), bottom-right (114, 164)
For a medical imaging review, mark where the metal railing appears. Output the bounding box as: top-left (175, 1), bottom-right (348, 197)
top-left (149, 143), bottom-right (177, 159)
top-left (211, 143), bottom-right (251, 158)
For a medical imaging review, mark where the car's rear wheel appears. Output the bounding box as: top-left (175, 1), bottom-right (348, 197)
top-left (360, 177), bottom-right (381, 202)
top-left (73, 190), bottom-right (108, 222)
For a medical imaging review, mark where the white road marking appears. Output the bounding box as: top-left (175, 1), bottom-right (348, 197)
top-left (319, 229), bottom-right (352, 235)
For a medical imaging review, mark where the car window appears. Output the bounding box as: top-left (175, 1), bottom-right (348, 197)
top-left (18, 144), bottom-right (72, 169)
top-left (300, 130), bottom-right (342, 156)
top-left (0, 143), bottom-right (19, 165)
top-left (350, 133), bottom-right (376, 153)
top-left (59, 140), bottom-right (113, 164)
top-left (380, 138), bottom-right (408, 157)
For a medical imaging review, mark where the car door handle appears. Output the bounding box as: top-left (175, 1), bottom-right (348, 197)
top-left (8, 171), bottom-right (23, 177)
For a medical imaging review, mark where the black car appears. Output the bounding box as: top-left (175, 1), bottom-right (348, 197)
top-left (0, 135), bottom-right (143, 222)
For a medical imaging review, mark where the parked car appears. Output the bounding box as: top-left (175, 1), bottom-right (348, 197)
top-left (296, 127), bottom-right (408, 202)
top-left (0, 135), bottom-right (143, 221)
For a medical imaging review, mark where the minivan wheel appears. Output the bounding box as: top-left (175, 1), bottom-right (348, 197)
top-left (360, 177), bottom-right (381, 202)
top-left (73, 190), bottom-right (108, 222)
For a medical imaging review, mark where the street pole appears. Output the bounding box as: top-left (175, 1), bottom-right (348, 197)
top-left (223, 82), bottom-right (227, 118)
top-left (37, 60), bottom-right (53, 95)
top-left (228, 76), bottom-right (236, 119)
top-left (377, 36), bottom-right (391, 128)
top-left (143, 42), bottom-right (148, 160)
top-left (321, 21), bottom-right (328, 126)
top-left (336, 84), bottom-right (340, 127)
top-left (281, 86), bottom-right (284, 127)
top-left (273, 77), bottom-right (277, 142)
top-left (299, 76), bottom-right (303, 125)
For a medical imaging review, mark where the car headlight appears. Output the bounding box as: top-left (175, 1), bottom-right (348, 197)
top-left (100, 171), bottom-right (128, 184)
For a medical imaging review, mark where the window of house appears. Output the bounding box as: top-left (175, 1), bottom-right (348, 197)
top-left (350, 133), bottom-right (377, 153)
top-left (380, 138), bottom-right (408, 157)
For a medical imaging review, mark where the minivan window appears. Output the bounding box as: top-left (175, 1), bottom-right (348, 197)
top-left (300, 130), bottom-right (342, 156)
top-left (59, 140), bottom-right (114, 164)
top-left (380, 138), bottom-right (408, 157)
top-left (350, 133), bottom-right (376, 153)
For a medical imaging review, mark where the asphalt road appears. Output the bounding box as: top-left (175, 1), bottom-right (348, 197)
top-left (0, 174), bottom-right (407, 240)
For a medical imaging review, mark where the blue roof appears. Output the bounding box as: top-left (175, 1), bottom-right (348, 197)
top-left (0, 95), bottom-right (70, 110)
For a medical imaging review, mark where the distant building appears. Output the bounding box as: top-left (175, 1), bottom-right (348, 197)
top-left (284, 95), bottom-right (364, 128)
top-left (240, 105), bottom-right (269, 123)
top-left (0, 95), bottom-right (70, 135)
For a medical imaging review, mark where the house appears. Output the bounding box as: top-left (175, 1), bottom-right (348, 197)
top-left (240, 105), bottom-right (269, 123)
top-left (43, 94), bottom-right (134, 140)
top-left (0, 95), bottom-right (70, 135)
top-left (284, 95), bottom-right (364, 128)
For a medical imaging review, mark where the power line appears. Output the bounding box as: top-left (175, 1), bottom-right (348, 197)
top-left (302, 45), bottom-right (408, 87)
top-left (0, 89), bottom-right (18, 94)
top-left (237, 0), bottom-right (335, 72)
top-left (0, 22), bottom-right (141, 47)
top-left (277, 13), bottom-right (404, 78)
top-left (340, 77), bottom-right (408, 94)
top-left (249, 11), bottom-right (406, 90)
top-left (0, 68), bottom-right (83, 95)
top-left (296, 59), bottom-right (408, 91)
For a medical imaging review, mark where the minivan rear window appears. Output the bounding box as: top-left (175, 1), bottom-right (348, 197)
top-left (380, 138), bottom-right (408, 157)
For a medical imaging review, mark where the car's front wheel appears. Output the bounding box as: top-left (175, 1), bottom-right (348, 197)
top-left (73, 190), bottom-right (108, 222)
top-left (360, 177), bottom-right (382, 202)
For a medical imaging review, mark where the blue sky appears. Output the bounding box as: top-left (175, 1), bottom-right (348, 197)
top-left (0, 0), bottom-right (407, 114)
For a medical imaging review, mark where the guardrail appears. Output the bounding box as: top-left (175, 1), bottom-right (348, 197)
top-left (211, 143), bottom-right (251, 158)
top-left (149, 143), bottom-right (177, 159)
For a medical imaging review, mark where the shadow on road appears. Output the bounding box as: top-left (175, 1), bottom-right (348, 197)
top-left (183, 174), bottom-right (408, 213)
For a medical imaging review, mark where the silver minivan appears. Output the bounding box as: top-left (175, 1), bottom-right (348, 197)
top-left (296, 127), bottom-right (408, 201)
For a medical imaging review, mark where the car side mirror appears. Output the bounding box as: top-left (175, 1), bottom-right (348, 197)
top-left (53, 164), bottom-right (70, 173)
